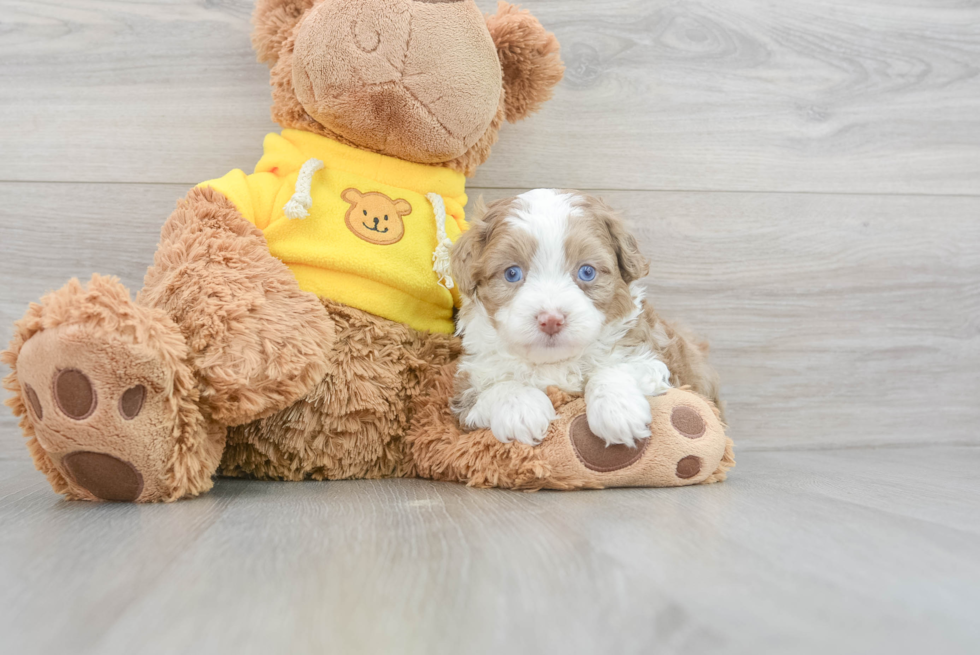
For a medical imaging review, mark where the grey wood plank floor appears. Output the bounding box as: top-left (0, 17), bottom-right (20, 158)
top-left (2, 444), bottom-right (979, 655)
top-left (2, 0), bottom-right (979, 652)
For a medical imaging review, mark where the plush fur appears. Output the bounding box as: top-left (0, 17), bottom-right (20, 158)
top-left (265, 0), bottom-right (562, 175)
top-left (485, 2), bottom-right (564, 123)
top-left (251, 0), bottom-right (316, 65)
top-left (221, 299), bottom-right (460, 482)
top-left (2, 275), bottom-right (224, 502)
top-left (4, 0), bottom-right (733, 502)
top-left (137, 186), bottom-right (337, 427)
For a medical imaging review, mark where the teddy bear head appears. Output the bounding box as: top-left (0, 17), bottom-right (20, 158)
top-left (252, 0), bottom-right (564, 176)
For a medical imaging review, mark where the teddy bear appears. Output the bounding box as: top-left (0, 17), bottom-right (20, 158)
top-left (2, 0), bottom-right (733, 502)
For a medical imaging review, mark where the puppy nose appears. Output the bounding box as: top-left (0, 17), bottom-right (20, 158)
top-left (537, 311), bottom-right (565, 336)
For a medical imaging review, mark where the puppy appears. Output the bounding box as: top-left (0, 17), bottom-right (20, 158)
top-left (449, 189), bottom-right (720, 447)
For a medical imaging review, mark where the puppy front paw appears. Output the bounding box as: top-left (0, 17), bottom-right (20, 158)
top-left (487, 387), bottom-right (557, 446)
top-left (586, 389), bottom-right (652, 448)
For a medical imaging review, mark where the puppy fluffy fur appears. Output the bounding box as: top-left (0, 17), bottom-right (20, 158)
top-left (450, 189), bottom-right (720, 447)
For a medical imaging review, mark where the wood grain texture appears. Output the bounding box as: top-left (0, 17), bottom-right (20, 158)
top-left (1, 0), bottom-right (979, 193)
top-left (3, 182), bottom-right (977, 449)
top-left (1, 445), bottom-right (979, 655)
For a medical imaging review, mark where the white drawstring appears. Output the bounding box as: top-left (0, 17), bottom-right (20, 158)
top-left (283, 158), bottom-right (324, 219)
top-left (427, 193), bottom-right (454, 290)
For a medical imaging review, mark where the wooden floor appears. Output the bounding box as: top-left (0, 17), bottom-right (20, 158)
top-left (1, 0), bottom-right (979, 652)
top-left (2, 444), bottom-right (979, 654)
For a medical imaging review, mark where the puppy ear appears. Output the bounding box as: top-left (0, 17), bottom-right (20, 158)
top-left (485, 2), bottom-right (564, 123)
top-left (451, 198), bottom-right (489, 298)
top-left (452, 196), bottom-right (513, 297)
top-left (252, 0), bottom-right (316, 65)
top-left (581, 194), bottom-right (649, 283)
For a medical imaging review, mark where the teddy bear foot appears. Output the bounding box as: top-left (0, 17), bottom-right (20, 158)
top-left (4, 275), bottom-right (221, 502)
top-left (17, 326), bottom-right (179, 501)
top-left (407, 368), bottom-right (734, 491)
top-left (532, 388), bottom-right (735, 489)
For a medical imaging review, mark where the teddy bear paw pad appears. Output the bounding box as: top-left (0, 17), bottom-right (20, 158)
top-left (62, 452), bottom-right (145, 502)
top-left (14, 324), bottom-right (182, 502)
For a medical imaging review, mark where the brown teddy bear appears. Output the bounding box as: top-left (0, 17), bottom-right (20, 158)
top-left (2, 0), bottom-right (733, 502)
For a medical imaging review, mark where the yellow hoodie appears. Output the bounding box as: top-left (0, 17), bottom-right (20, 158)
top-left (199, 130), bottom-right (468, 334)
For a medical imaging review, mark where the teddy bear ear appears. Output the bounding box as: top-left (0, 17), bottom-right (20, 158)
top-left (394, 199), bottom-right (413, 216)
top-left (341, 188), bottom-right (362, 204)
top-left (251, 0), bottom-right (317, 65)
top-left (485, 1), bottom-right (565, 123)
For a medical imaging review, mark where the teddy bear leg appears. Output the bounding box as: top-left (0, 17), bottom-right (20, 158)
top-left (138, 186), bottom-right (337, 427)
top-left (407, 365), bottom-right (568, 489)
top-left (3, 187), bottom-right (335, 501)
top-left (221, 302), bottom-right (460, 482)
top-left (2, 275), bottom-right (223, 502)
top-left (407, 372), bottom-right (734, 491)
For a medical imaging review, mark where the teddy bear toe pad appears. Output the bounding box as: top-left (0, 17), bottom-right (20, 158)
top-left (670, 405), bottom-right (706, 438)
top-left (52, 368), bottom-right (97, 420)
top-left (675, 455), bottom-right (702, 479)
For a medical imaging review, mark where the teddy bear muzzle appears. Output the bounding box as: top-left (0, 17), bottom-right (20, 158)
top-left (290, 0), bottom-right (502, 164)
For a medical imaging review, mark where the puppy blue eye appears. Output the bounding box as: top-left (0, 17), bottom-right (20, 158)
top-left (578, 265), bottom-right (597, 282)
top-left (504, 266), bottom-right (523, 283)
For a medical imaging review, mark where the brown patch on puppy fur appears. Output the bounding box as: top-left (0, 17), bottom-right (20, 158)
top-left (450, 195), bottom-right (537, 322)
top-left (621, 306), bottom-right (722, 415)
top-left (569, 191), bottom-right (721, 413)
top-left (564, 196), bottom-right (646, 324)
top-left (570, 193), bottom-right (649, 284)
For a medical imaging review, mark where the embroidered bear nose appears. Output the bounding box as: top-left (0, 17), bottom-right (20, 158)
top-left (537, 311), bottom-right (565, 336)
